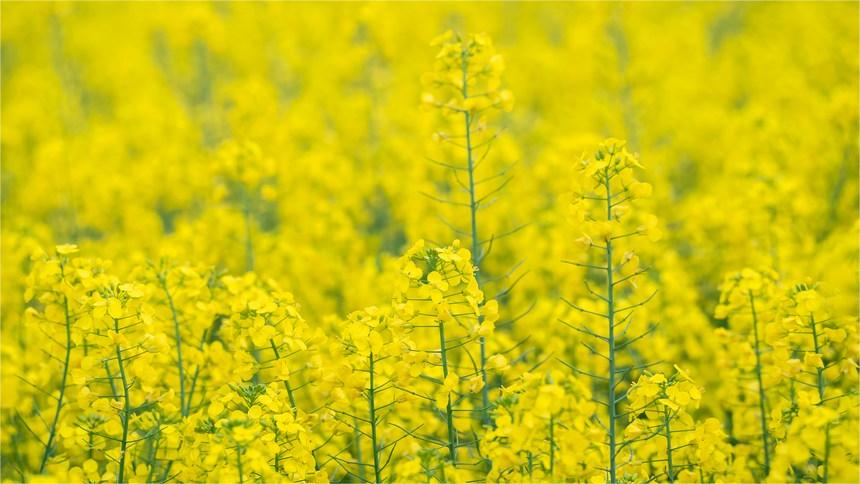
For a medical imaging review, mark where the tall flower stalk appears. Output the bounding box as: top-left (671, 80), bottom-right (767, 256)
top-left (37, 245), bottom-right (79, 472)
top-left (714, 268), bottom-right (780, 479)
top-left (561, 139), bottom-right (660, 482)
top-left (156, 265), bottom-right (188, 417)
top-left (747, 290), bottom-right (771, 475)
top-left (781, 283), bottom-right (852, 483)
top-left (421, 30), bottom-right (515, 431)
top-left (111, 315), bottom-right (132, 484)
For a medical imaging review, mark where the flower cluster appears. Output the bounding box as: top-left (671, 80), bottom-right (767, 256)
top-left (421, 31), bottom-right (514, 117)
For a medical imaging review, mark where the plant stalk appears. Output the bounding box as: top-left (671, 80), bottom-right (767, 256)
top-left (368, 352), bottom-right (382, 483)
top-left (460, 45), bottom-right (492, 430)
top-left (748, 291), bottom-right (771, 477)
top-left (439, 321), bottom-right (458, 465)
top-left (159, 275), bottom-right (187, 417)
top-left (811, 315), bottom-right (831, 483)
top-left (604, 168), bottom-right (618, 484)
top-left (114, 317), bottom-right (131, 484)
top-left (39, 293), bottom-right (73, 473)
top-left (664, 407), bottom-right (674, 484)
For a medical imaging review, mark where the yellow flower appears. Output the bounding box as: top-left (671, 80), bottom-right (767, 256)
top-left (803, 352), bottom-right (824, 369)
top-left (486, 354), bottom-right (508, 370)
top-left (208, 401), bottom-right (225, 419)
top-left (55, 244), bottom-right (79, 255)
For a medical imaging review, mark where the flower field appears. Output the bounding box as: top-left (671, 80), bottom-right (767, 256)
top-left (1, 2), bottom-right (858, 483)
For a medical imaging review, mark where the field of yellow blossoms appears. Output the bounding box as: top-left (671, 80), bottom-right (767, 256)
top-left (1, 2), bottom-right (858, 484)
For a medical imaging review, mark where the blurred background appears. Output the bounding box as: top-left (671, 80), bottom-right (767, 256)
top-left (2, 1), bottom-right (857, 329)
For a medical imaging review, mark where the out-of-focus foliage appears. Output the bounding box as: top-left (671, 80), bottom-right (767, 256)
top-left (1, 2), bottom-right (857, 483)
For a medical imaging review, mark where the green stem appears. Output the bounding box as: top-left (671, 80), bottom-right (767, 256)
top-left (159, 275), bottom-right (187, 417)
top-left (368, 353), bottom-right (382, 484)
top-left (114, 318), bottom-right (131, 484)
top-left (145, 423), bottom-right (161, 483)
top-left (604, 168), bottom-right (618, 484)
top-left (104, 360), bottom-right (118, 398)
top-left (460, 48), bottom-right (479, 280)
top-left (810, 316), bottom-right (826, 402)
top-left (549, 414), bottom-right (555, 479)
top-left (160, 460), bottom-right (174, 483)
top-left (354, 417), bottom-right (366, 483)
top-left (664, 407), bottom-right (674, 484)
top-left (460, 45), bottom-right (492, 430)
top-left (249, 341), bottom-right (262, 384)
top-left (274, 426), bottom-right (281, 473)
top-left (186, 367), bottom-right (200, 415)
top-left (11, 420), bottom-right (25, 481)
top-left (527, 451), bottom-right (534, 479)
top-left (479, 336), bottom-right (490, 424)
top-left (439, 321), bottom-right (457, 465)
top-left (186, 318), bottom-right (220, 414)
top-left (39, 293), bottom-right (73, 473)
top-left (748, 291), bottom-right (771, 477)
top-left (237, 447), bottom-right (244, 484)
top-left (823, 424), bottom-right (831, 483)
top-left (810, 315), bottom-right (831, 483)
top-left (269, 339), bottom-right (298, 416)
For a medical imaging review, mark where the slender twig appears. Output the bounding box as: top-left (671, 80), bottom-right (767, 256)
top-left (39, 289), bottom-right (73, 473)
